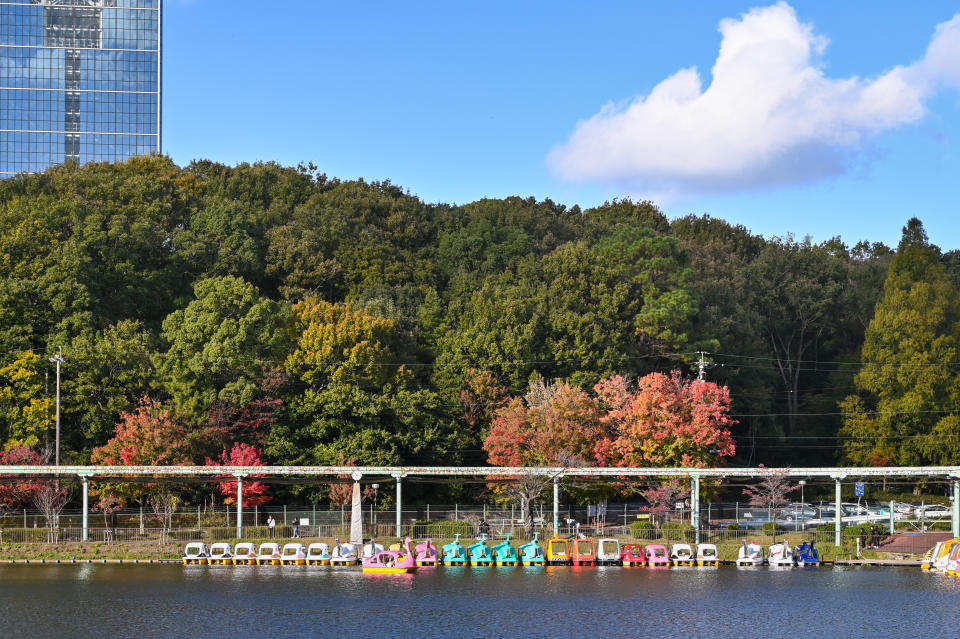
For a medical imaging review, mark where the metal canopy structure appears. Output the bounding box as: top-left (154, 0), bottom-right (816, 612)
top-left (3, 465), bottom-right (958, 546)
top-left (1, 465), bottom-right (959, 478)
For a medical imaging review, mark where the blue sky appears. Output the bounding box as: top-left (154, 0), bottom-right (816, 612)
top-left (163, 1), bottom-right (960, 250)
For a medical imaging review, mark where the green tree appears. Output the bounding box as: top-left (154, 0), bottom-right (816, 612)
top-left (747, 236), bottom-right (847, 443)
top-left (433, 225), bottom-right (699, 397)
top-left (272, 298), bottom-right (460, 468)
top-left (62, 320), bottom-right (158, 452)
top-left (841, 219), bottom-right (960, 466)
top-left (160, 276), bottom-right (289, 422)
top-left (0, 351), bottom-right (54, 448)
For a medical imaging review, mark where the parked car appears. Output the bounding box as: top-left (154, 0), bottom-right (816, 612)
top-left (891, 502), bottom-right (914, 515)
top-left (913, 504), bottom-right (952, 519)
top-left (779, 503), bottom-right (818, 519)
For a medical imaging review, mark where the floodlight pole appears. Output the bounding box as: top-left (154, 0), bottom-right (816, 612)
top-left (48, 347), bottom-right (64, 466)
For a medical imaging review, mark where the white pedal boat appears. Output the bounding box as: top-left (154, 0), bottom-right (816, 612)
top-left (736, 542), bottom-right (765, 566)
top-left (768, 542), bottom-right (794, 567)
top-left (670, 543), bottom-right (695, 566)
top-left (258, 542), bottom-right (282, 565)
top-left (696, 543), bottom-right (719, 566)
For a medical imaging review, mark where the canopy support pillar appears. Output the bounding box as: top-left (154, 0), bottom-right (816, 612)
top-left (235, 475), bottom-right (245, 539)
top-left (553, 477), bottom-right (560, 533)
top-left (81, 475), bottom-right (89, 542)
top-left (691, 475), bottom-right (701, 545)
top-left (394, 473), bottom-right (403, 538)
top-left (834, 476), bottom-right (843, 547)
top-left (952, 479), bottom-right (960, 538)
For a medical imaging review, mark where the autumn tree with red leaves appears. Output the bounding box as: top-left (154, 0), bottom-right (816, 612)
top-left (594, 372), bottom-right (736, 468)
top-left (0, 445), bottom-right (44, 516)
top-left (92, 397), bottom-right (192, 468)
top-left (205, 442), bottom-right (272, 507)
top-left (484, 379), bottom-right (604, 534)
top-left (91, 397), bottom-right (193, 542)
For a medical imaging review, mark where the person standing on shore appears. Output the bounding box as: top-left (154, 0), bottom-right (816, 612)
top-left (268, 515), bottom-right (276, 538)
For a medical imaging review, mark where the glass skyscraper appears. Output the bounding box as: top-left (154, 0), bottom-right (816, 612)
top-left (0, 0), bottom-right (161, 176)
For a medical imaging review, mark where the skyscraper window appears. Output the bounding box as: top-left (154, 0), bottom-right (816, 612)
top-left (0, 0), bottom-right (161, 176)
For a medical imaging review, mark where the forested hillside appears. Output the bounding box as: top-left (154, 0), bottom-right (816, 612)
top-left (1, 156), bottom-right (957, 484)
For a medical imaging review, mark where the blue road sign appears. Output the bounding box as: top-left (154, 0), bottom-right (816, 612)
top-left (854, 482), bottom-right (865, 497)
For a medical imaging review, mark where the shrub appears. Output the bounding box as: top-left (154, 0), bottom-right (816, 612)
top-left (630, 520), bottom-right (655, 538)
top-left (661, 522), bottom-right (694, 541)
top-left (411, 520), bottom-right (473, 538)
top-left (761, 522), bottom-right (784, 533)
top-left (726, 522), bottom-right (740, 531)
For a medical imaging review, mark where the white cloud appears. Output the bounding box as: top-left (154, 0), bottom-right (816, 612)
top-left (548, 3), bottom-right (960, 196)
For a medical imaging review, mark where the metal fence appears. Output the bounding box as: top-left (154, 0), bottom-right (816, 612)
top-left (0, 524), bottom-right (945, 558)
top-left (1, 501), bottom-right (951, 531)
top-left (0, 501), bottom-right (951, 557)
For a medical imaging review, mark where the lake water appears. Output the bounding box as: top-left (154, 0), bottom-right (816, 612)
top-left (1, 564), bottom-right (957, 638)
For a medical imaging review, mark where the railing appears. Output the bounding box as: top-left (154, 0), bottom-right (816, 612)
top-left (1, 502), bottom-right (951, 531)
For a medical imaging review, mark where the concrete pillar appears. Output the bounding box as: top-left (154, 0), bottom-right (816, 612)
top-left (395, 475), bottom-right (402, 538)
top-left (834, 477), bottom-right (843, 547)
top-left (81, 476), bottom-right (89, 542)
top-left (691, 475), bottom-right (700, 545)
top-left (953, 479), bottom-right (960, 538)
top-left (236, 475), bottom-right (244, 538)
top-left (553, 477), bottom-right (560, 533)
top-left (350, 473), bottom-right (363, 544)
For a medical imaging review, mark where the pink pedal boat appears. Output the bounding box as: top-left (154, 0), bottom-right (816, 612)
top-left (645, 544), bottom-right (671, 566)
top-left (415, 539), bottom-right (438, 566)
top-left (362, 537), bottom-right (418, 575)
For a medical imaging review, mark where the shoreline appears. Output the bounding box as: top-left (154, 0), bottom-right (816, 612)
top-left (1, 558), bottom-right (923, 567)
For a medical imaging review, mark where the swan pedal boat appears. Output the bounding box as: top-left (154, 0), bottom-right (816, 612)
top-left (768, 542), bottom-right (794, 567)
top-left (795, 541), bottom-right (820, 567)
top-left (258, 542), bottom-right (282, 566)
top-left (696, 543), bottom-right (719, 567)
top-left (233, 542), bottom-right (258, 565)
top-left (415, 539), bottom-right (439, 566)
top-left (931, 538), bottom-right (960, 573)
top-left (944, 541), bottom-right (960, 576)
top-left (208, 542), bottom-right (233, 565)
top-left (182, 542), bottom-right (209, 565)
top-left (736, 542), bottom-right (765, 566)
top-left (329, 540), bottom-right (359, 566)
top-left (281, 543), bottom-right (307, 565)
top-left (670, 543), bottom-right (694, 566)
top-left (362, 537), bottom-right (418, 574)
top-left (306, 543), bottom-right (331, 566)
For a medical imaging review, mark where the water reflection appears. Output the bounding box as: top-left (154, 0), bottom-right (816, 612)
top-left (1, 565), bottom-right (958, 638)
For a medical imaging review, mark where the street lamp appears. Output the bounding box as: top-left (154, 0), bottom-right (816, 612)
top-left (47, 347), bottom-right (64, 466)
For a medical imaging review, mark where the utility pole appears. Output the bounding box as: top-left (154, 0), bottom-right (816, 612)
top-left (48, 347), bottom-right (64, 466)
top-left (695, 351), bottom-right (711, 381)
